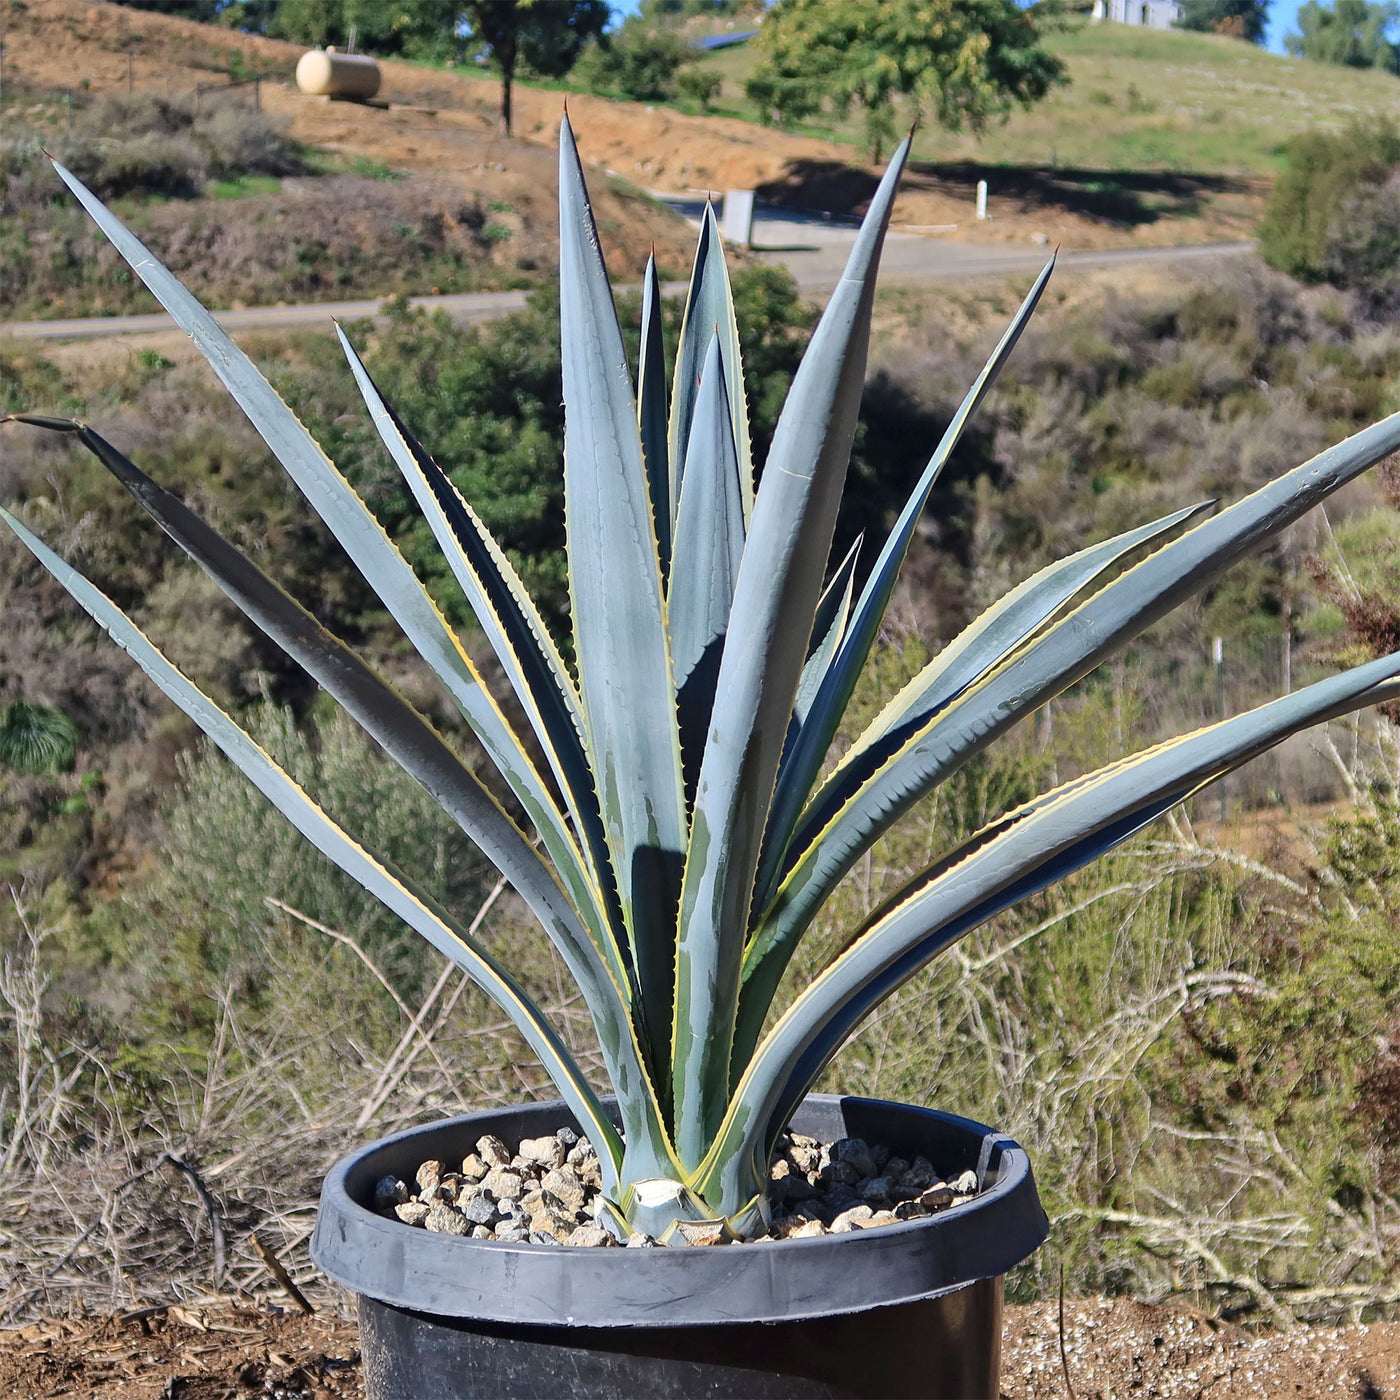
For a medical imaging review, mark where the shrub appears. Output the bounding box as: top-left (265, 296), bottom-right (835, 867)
top-left (1258, 120), bottom-right (1400, 284)
top-left (1, 92), bottom-right (305, 206)
top-left (1320, 170), bottom-right (1400, 316)
top-left (0, 701), bottom-right (78, 775)
top-left (676, 65), bottom-right (720, 110)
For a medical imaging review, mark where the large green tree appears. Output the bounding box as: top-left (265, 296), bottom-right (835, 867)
top-left (1286, 0), bottom-right (1400, 69)
top-left (1175, 0), bottom-right (1269, 41)
top-left (745, 0), bottom-right (1065, 160)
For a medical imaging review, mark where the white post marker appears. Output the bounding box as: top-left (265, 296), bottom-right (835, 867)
top-left (976, 180), bottom-right (988, 221)
top-left (722, 189), bottom-right (756, 246)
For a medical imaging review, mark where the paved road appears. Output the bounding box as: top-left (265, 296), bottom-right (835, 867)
top-left (1, 200), bottom-right (1252, 343)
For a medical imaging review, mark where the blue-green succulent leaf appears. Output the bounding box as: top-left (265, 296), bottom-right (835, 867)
top-left (669, 204), bottom-right (752, 524)
top-left (793, 534), bottom-right (859, 731)
top-left (0, 504), bottom-right (630, 1190)
top-left (851, 501), bottom-right (1214, 760)
top-left (45, 159), bottom-right (508, 757)
top-left (9, 418), bottom-right (682, 1165)
top-left (334, 332), bottom-right (624, 964)
top-left (754, 258), bottom-right (1056, 903)
top-left (559, 116), bottom-right (688, 1074)
top-left (639, 254), bottom-right (673, 575)
top-left (701, 650), bottom-right (1400, 1215)
top-left (33, 415), bottom-right (610, 972)
top-left (670, 136), bottom-right (910, 1168)
top-left (751, 409), bottom-right (1400, 1011)
top-left (669, 334), bottom-right (746, 691)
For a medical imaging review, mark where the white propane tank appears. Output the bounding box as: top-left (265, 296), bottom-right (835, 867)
top-left (295, 48), bottom-right (382, 100)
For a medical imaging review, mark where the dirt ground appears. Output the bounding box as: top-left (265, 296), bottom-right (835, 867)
top-left (0, 1293), bottom-right (1395, 1398)
top-left (3, 0), bottom-right (1265, 265)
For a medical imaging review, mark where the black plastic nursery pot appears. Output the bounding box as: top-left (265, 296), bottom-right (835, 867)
top-left (311, 1094), bottom-right (1048, 1400)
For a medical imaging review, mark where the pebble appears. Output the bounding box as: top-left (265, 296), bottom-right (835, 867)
top-left (831, 1203), bottom-right (875, 1232)
top-left (394, 1200), bottom-right (430, 1226)
top-left (475, 1134), bottom-right (511, 1169)
top-left (388, 1125), bottom-right (986, 1248)
top-left (425, 1202), bottom-right (470, 1236)
top-left (373, 1175), bottom-right (408, 1214)
top-left (518, 1135), bottom-right (567, 1170)
top-left (481, 1168), bottom-right (524, 1201)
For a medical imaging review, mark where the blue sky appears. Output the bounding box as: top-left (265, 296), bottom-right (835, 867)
top-left (1265, 0), bottom-right (1302, 52)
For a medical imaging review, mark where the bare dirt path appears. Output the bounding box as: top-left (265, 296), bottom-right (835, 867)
top-left (0, 1294), bottom-right (1393, 1397)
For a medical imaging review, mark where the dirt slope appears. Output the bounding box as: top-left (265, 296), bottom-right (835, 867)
top-left (4, 0), bottom-right (1262, 256)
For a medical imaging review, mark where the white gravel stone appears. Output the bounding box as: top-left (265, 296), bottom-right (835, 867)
top-left (481, 1168), bottom-right (524, 1201)
top-left (425, 1203), bottom-right (470, 1235)
top-left (476, 1134), bottom-right (511, 1168)
top-left (567, 1224), bottom-right (611, 1247)
top-left (830, 1204), bottom-right (874, 1232)
top-left (518, 1135), bottom-right (568, 1170)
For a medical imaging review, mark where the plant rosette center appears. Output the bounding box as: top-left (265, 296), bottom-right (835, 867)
top-left (375, 1128), bottom-right (982, 1248)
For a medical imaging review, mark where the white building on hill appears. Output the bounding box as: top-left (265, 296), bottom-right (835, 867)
top-left (1092, 0), bottom-right (1183, 28)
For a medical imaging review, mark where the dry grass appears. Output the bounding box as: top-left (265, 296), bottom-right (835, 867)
top-left (0, 882), bottom-right (598, 1324)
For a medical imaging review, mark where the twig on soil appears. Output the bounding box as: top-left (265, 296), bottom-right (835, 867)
top-left (1058, 1262), bottom-right (1078, 1400)
top-left (250, 1233), bottom-right (315, 1315)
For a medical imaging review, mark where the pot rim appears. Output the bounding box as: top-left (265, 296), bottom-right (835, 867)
top-left (310, 1093), bottom-right (1048, 1327)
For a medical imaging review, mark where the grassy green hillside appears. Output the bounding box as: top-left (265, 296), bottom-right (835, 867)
top-left (687, 22), bottom-right (1400, 174)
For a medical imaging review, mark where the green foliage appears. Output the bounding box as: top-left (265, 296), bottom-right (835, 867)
top-left (1258, 120), bottom-right (1400, 284)
top-left (746, 0), bottom-right (1066, 158)
top-left (676, 65), bottom-right (721, 110)
top-left (1174, 0), bottom-right (1269, 40)
top-left (573, 19), bottom-right (697, 102)
top-left (0, 702), bottom-right (78, 775)
top-left (1285, 0), bottom-right (1400, 68)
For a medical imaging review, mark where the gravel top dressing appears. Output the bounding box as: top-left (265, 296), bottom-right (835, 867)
top-left (374, 1127), bottom-right (982, 1247)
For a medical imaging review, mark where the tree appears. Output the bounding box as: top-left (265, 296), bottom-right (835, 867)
top-left (1174, 0), bottom-right (1269, 41)
top-left (745, 0), bottom-right (1066, 161)
top-left (460, 0), bottom-right (610, 135)
top-left (1285, 0), bottom-right (1400, 69)
top-left (573, 17), bottom-right (696, 102)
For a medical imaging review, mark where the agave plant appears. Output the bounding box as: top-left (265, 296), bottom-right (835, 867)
top-left (7, 119), bottom-right (1400, 1242)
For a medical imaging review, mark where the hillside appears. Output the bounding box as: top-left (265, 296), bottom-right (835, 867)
top-left (1, 0), bottom-right (1266, 275)
top-left (690, 20), bottom-right (1400, 175)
